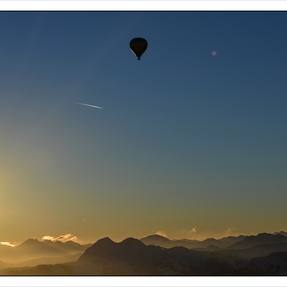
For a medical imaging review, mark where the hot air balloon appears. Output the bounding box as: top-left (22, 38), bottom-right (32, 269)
top-left (129, 37), bottom-right (148, 60)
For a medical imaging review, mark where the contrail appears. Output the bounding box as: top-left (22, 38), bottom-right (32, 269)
top-left (77, 102), bottom-right (103, 110)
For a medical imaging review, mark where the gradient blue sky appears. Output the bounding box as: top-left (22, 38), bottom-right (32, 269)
top-left (0, 12), bottom-right (287, 243)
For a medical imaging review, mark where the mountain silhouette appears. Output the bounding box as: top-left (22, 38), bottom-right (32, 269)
top-left (0, 238), bottom-right (88, 267)
top-left (229, 233), bottom-right (287, 249)
top-left (76, 237), bottom-right (178, 275)
top-left (220, 242), bottom-right (287, 259)
top-left (2, 232), bottom-right (287, 275)
top-left (141, 234), bottom-right (244, 249)
top-left (0, 237), bottom-right (248, 275)
top-left (18, 239), bottom-right (62, 255)
top-left (18, 238), bottom-right (85, 254)
top-left (140, 234), bottom-right (175, 248)
top-left (275, 231), bottom-right (287, 237)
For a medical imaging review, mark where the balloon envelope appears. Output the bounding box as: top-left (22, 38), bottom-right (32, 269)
top-left (129, 37), bottom-right (148, 60)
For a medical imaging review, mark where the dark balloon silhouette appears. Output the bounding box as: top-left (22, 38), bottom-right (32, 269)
top-left (129, 37), bottom-right (148, 60)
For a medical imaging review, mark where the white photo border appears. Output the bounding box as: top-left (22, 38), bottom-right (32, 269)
top-left (0, 0), bottom-right (286, 11)
top-left (0, 1), bottom-right (286, 286)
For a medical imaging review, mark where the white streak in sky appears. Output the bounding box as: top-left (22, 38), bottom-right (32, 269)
top-left (77, 102), bottom-right (103, 110)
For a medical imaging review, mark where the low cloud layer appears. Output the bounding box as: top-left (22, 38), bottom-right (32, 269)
top-left (41, 233), bottom-right (78, 243)
top-left (0, 241), bottom-right (15, 247)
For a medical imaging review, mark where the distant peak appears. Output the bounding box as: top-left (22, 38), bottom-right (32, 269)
top-left (121, 237), bottom-right (145, 247)
top-left (97, 237), bottom-right (113, 242)
top-left (141, 234), bottom-right (170, 241)
top-left (256, 232), bottom-right (282, 238)
top-left (94, 237), bottom-right (115, 245)
top-left (274, 231), bottom-right (287, 237)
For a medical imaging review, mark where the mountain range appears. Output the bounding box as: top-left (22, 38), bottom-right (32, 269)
top-left (141, 234), bottom-right (244, 249)
top-left (1, 231), bottom-right (287, 275)
top-left (141, 232), bottom-right (287, 249)
top-left (0, 238), bottom-right (89, 268)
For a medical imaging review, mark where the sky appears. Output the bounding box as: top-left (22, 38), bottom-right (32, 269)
top-left (1, 12), bottom-right (287, 243)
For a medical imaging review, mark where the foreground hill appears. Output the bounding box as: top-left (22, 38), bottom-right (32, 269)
top-left (250, 252), bottom-right (287, 275)
top-left (75, 237), bottom-right (252, 275)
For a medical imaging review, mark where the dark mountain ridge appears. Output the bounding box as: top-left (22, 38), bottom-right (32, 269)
top-left (1, 231), bottom-right (287, 275)
top-left (141, 234), bottom-right (245, 249)
top-left (3, 236), bottom-right (286, 275)
top-left (229, 233), bottom-right (287, 249)
top-left (141, 232), bottom-right (287, 250)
